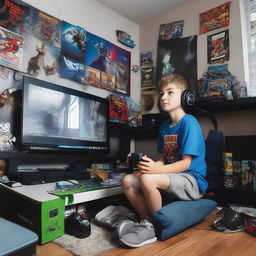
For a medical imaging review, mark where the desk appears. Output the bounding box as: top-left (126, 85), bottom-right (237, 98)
top-left (0, 182), bottom-right (122, 244)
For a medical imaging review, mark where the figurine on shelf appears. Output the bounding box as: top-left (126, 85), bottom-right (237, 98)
top-left (116, 30), bottom-right (136, 48)
top-left (0, 122), bottom-right (16, 151)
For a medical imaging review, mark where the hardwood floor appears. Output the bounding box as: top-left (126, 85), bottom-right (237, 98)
top-left (37, 209), bottom-right (256, 256)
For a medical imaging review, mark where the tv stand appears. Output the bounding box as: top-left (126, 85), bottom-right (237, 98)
top-left (0, 182), bottom-right (122, 244)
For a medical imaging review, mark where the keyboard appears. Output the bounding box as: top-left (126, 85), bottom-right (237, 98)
top-left (10, 168), bottom-right (91, 185)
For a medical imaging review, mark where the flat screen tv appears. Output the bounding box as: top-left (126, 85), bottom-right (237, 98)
top-left (22, 76), bottom-right (109, 152)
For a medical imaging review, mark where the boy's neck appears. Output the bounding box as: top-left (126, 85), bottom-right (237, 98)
top-left (168, 108), bottom-right (186, 126)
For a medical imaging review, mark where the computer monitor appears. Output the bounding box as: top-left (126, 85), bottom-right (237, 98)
top-left (21, 76), bottom-right (109, 152)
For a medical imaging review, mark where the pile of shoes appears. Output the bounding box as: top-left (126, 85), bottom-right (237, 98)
top-left (65, 204), bottom-right (91, 238)
top-left (212, 205), bottom-right (256, 234)
top-left (94, 205), bottom-right (138, 231)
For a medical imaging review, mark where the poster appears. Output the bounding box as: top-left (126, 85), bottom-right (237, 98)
top-left (83, 66), bottom-right (101, 88)
top-left (156, 35), bottom-right (197, 92)
top-left (159, 20), bottom-right (184, 40)
top-left (207, 29), bottom-right (229, 64)
top-left (140, 50), bottom-right (153, 67)
top-left (199, 2), bottom-right (231, 34)
top-left (0, 26), bottom-right (24, 70)
top-left (61, 20), bottom-right (86, 63)
top-left (86, 32), bottom-right (130, 95)
top-left (141, 67), bottom-right (154, 87)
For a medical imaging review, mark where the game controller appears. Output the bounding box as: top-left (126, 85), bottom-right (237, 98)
top-left (128, 152), bottom-right (145, 172)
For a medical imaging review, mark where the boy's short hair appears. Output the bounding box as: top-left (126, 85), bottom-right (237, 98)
top-left (157, 74), bottom-right (188, 91)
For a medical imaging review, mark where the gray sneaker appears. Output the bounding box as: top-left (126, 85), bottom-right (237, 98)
top-left (119, 220), bottom-right (157, 247)
top-left (117, 220), bottom-right (137, 239)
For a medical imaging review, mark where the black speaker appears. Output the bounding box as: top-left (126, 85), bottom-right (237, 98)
top-left (181, 89), bottom-right (196, 110)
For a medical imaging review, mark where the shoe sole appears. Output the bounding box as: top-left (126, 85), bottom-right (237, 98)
top-left (120, 236), bottom-right (157, 248)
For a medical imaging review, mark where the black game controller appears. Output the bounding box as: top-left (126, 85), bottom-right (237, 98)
top-left (128, 152), bottom-right (145, 172)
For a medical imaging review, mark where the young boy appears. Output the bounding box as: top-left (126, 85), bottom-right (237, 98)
top-left (118, 74), bottom-right (208, 247)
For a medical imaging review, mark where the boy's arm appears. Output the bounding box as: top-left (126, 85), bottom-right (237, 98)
top-left (138, 154), bottom-right (191, 174)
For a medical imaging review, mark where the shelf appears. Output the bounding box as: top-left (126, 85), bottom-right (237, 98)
top-left (195, 97), bottom-right (256, 112)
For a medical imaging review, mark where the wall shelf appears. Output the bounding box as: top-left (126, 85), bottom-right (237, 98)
top-left (195, 97), bottom-right (256, 113)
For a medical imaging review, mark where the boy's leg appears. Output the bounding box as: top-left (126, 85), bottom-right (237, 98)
top-left (121, 174), bottom-right (151, 221)
top-left (140, 173), bottom-right (170, 215)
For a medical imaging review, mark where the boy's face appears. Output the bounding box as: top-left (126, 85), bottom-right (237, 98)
top-left (159, 83), bottom-right (183, 113)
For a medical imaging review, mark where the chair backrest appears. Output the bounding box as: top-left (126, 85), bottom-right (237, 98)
top-left (205, 130), bottom-right (224, 191)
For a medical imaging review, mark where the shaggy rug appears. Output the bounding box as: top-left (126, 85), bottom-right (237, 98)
top-left (53, 223), bottom-right (119, 256)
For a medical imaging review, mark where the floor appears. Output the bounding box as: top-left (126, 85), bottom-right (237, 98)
top-left (36, 209), bottom-right (256, 256)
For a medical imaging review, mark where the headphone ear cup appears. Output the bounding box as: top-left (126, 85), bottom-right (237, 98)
top-left (181, 90), bottom-right (196, 110)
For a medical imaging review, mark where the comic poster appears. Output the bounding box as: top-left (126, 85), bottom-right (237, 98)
top-left (141, 88), bottom-right (157, 112)
top-left (208, 29), bottom-right (229, 64)
top-left (32, 10), bottom-right (61, 48)
top-left (199, 2), bottom-right (231, 35)
top-left (101, 71), bottom-right (115, 91)
top-left (83, 66), bottom-right (101, 88)
top-left (59, 55), bottom-right (85, 83)
top-left (61, 20), bottom-right (86, 63)
top-left (156, 35), bottom-right (197, 92)
top-left (159, 20), bottom-right (184, 40)
top-left (0, 26), bottom-right (23, 70)
top-left (141, 67), bottom-right (154, 87)
top-left (140, 50), bottom-right (153, 67)
top-left (109, 94), bottom-right (128, 124)
top-left (23, 36), bottom-right (60, 78)
top-left (85, 32), bottom-right (130, 95)
top-left (0, 0), bottom-right (31, 34)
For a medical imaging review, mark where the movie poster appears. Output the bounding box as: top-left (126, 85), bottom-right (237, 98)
top-left (159, 20), bottom-right (184, 40)
top-left (156, 35), bottom-right (197, 92)
top-left (0, 26), bottom-right (23, 70)
top-left (140, 50), bottom-right (153, 67)
top-left (59, 55), bottom-right (85, 83)
top-left (32, 10), bottom-right (61, 48)
top-left (0, 0), bottom-right (31, 34)
top-left (61, 20), bottom-right (86, 63)
top-left (83, 66), bottom-right (101, 88)
top-left (199, 2), bottom-right (231, 35)
top-left (208, 29), bottom-right (229, 64)
top-left (85, 32), bottom-right (130, 95)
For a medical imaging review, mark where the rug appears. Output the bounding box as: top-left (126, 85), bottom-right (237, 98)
top-left (53, 223), bottom-right (119, 256)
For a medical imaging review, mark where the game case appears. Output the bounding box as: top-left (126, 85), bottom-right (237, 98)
top-left (109, 94), bottom-right (128, 124)
top-left (101, 71), bottom-right (115, 91)
top-left (83, 66), bottom-right (101, 88)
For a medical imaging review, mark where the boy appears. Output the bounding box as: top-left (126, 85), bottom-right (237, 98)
top-left (118, 73), bottom-right (208, 247)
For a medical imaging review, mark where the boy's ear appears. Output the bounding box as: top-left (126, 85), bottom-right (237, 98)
top-left (181, 90), bottom-right (196, 111)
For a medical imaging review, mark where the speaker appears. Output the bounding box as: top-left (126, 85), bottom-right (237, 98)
top-left (181, 89), bottom-right (196, 110)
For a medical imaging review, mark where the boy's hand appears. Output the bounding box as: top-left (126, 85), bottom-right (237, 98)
top-left (137, 156), bottom-right (163, 173)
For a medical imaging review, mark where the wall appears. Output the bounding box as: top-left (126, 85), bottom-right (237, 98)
top-left (139, 0), bottom-right (256, 139)
top-left (22, 0), bottom-right (141, 103)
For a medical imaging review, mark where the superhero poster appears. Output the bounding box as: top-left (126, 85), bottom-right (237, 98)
top-left (0, 0), bottom-right (31, 34)
top-left (156, 35), bottom-right (197, 92)
top-left (83, 66), bottom-right (101, 88)
top-left (0, 26), bottom-right (23, 71)
top-left (59, 55), bottom-right (85, 83)
top-left (85, 32), bottom-right (130, 95)
top-left (32, 10), bottom-right (61, 48)
top-left (109, 94), bottom-right (128, 124)
top-left (61, 20), bottom-right (86, 63)
top-left (159, 20), bottom-right (184, 41)
top-left (207, 29), bottom-right (229, 64)
top-left (199, 2), bottom-right (231, 35)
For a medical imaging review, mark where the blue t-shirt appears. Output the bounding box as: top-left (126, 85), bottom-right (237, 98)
top-left (157, 114), bottom-right (208, 193)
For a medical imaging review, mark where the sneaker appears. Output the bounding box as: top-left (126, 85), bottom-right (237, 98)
top-left (119, 220), bottom-right (157, 247)
top-left (117, 220), bottom-right (137, 239)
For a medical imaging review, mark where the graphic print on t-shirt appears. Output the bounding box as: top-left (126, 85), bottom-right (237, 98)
top-left (163, 135), bottom-right (180, 164)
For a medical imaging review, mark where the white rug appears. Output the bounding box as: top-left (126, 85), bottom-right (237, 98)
top-left (53, 223), bottom-right (119, 256)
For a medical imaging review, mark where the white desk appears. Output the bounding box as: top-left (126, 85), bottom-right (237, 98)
top-left (0, 182), bottom-right (122, 244)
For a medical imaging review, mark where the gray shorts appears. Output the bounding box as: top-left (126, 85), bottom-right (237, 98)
top-left (165, 173), bottom-right (203, 200)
